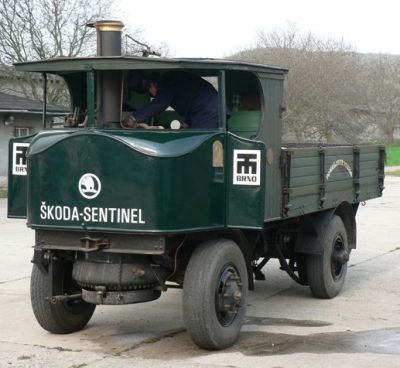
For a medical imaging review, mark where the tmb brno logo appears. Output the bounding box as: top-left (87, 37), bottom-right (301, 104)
top-left (12, 143), bottom-right (29, 176)
top-left (79, 173), bottom-right (101, 199)
top-left (233, 149), bottom-right (261, 186)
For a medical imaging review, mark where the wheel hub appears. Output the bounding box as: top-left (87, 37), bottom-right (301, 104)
top-left (215, 265), bottom-right (243, 326)
top-left (331, 235), bottom-right (348, 280)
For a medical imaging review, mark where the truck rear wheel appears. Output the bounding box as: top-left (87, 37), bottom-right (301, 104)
top-left (31, 263), bottom-right (96, 334)
top-left (306, 215), bottom-right (349, 299)
top-left (183, 239), bottom-right (248, 350)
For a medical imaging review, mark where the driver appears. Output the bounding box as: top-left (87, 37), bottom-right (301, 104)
top-left (121, 71), bottom-right (219, 129)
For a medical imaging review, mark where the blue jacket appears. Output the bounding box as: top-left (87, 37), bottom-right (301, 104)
top-left (132, 71), bottom-right (219, 128)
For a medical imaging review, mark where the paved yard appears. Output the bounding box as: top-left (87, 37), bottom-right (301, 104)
top-left (0, 176), bottom-right (399, 368)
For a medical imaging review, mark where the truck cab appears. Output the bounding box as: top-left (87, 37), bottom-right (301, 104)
top-left (9, 57), bottom-right (287, 230)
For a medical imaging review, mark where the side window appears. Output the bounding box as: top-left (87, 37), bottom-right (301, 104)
top-left (122, 72), bottom-right (150, 112)
top-left (121, 70), bottom-right (216, 128)
top-left (226, 71), bottom-right (262, 139)
top-left (153, 75), bottom-right (216, 127)
top-left (121, 70), bottom-right (151, 125)
top-left (63, 72), bottom-right (87, 128)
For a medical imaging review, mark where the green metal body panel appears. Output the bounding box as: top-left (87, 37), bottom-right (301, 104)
top-left (23, 128), bottom-right (272, 232)
top-left (26, 129), bottom-right (228, 233)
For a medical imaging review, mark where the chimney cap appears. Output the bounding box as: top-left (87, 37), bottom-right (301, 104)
top-left (86, 20), bottom-right (124, 32)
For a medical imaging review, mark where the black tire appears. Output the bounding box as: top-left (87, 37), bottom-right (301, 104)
top-left (183, 239), bottom-right (248, 350)
top-left (31, 263), bottom-right (96, 334)
top-left (306, 215), bottom-right (349, 299)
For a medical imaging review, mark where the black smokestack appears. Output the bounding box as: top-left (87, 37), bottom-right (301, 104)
top-left (87, 20), bottom-right (124, 126)
top-left (87, 20), bottom-right (124, 56)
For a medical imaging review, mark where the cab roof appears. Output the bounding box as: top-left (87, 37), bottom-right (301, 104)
top-left (14, 56), bottom-right (288, 75)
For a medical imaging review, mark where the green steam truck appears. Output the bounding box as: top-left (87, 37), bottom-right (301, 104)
top-left (8, 21), bottom-right (385, 350)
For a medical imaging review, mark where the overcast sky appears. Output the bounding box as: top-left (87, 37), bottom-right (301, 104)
top-left (118, 0), bottom-right (400, 58)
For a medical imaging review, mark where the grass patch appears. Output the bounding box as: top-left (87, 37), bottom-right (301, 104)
top-left (110, 348), bottom-right (121, 356)
top-left (387, 170), bottom-right (400, 176)
top-left (0, 189), bottom-right (7, 198)
top-left (386, 142), bottom-right (400, 166)
top-left (144, 336), bottom-right (161, 344)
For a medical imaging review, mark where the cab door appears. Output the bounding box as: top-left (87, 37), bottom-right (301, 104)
top-left (226, 133), bottom-right (266, 228)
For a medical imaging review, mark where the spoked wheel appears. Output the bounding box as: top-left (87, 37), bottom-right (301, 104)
top-left (183, 239), bottom-right (248, 350)
top-left (307, 215), bottom-right (350, 299)
top-left (31, 261), bottom-right (96, 334)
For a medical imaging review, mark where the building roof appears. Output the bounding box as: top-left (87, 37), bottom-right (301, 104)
top-left (0, 92), bottom-right (67, 114)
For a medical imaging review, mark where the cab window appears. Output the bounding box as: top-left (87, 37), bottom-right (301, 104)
top-left (226, 71), bottom-right (262, 139)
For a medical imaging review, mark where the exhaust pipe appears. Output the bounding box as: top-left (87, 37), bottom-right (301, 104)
top-left (87, 20), bottom-right (124, 126)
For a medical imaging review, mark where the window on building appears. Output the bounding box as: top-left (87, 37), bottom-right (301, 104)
top-left (14, 127), bottom-right (33, 137)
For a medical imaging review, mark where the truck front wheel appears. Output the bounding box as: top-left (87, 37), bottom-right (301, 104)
top-left (306, 215), bottom-right (349, 299)
top-left (31, 263), bottom-right (96, 334)
top-left (183, 239), bottom-right (248, 350)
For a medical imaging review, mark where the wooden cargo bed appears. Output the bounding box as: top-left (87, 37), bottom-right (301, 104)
top-left (280, 144), bottom-right (385, 218)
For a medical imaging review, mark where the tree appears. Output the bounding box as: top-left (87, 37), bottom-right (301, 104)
top-left (362, 54), bottom-right (400, 144)
top-left (0, 0), bottom-right (116, 104)
top-left (231, 23), bottom-right (366, 143)
top-left (0, 0), bottom-right (169, 106)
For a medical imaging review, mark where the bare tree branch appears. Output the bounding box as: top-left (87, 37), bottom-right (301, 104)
top-left (0, 0), bottom-right (171, 107)
top-left (231, 24), bottom-right (373, 143)
top-left (0, 0), bottom-right (114, 104)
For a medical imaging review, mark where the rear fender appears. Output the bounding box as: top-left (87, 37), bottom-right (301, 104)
top-left (295, 202), bottom-right (357, 255)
